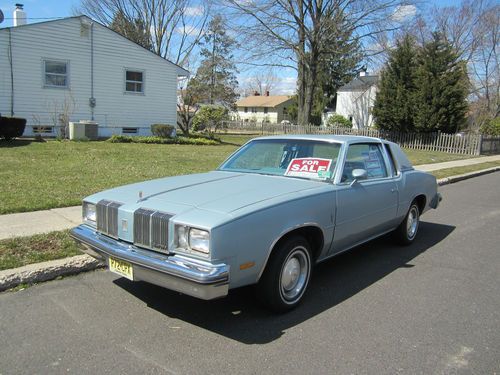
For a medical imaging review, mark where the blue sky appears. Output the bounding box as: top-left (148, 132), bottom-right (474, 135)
top-left (0, 0), bottom-right (466, 94)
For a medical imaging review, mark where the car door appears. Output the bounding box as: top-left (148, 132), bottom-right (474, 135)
top-left (331, 142), bottom-right (399, 254)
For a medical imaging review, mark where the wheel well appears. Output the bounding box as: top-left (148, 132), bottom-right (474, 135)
top-left (272, 226), bottom-right (324, 262)
top-left (414, 195), bottom-right (426, 214)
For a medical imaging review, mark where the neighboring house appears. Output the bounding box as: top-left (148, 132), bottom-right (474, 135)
top-left (233, 93), bottom-right (293, 124)
top-left (0, 13), bottom-right (188, 137)
top-left (335, 72), bottom-right (378, 129)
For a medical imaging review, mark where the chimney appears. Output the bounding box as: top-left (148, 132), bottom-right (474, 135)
top-left (266, 91), bottom-right (270, 96)
top-left (13, 3), bottom-right (26, 26)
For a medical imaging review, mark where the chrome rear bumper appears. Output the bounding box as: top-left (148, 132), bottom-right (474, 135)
top-left (430, 192), bottom-right (443, 209)
top-left (70, 225), bottom-right (229, 300)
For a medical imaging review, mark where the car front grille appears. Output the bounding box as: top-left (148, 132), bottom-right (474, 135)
top-left (133, 208), bottom-right (172, 253)
top-left (96, 200), bottom-right (123, 238)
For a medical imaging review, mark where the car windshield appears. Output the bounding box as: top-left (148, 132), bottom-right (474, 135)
top-left (219, 139), bottom-right (341, 181)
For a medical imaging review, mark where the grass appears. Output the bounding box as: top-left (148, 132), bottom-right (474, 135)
top-left (0, 137), bottom-right (480, 214)
top-left (402, 149), bottom-right (475, 165)
top-left (431, 161), bottom-right (500, 179)
top-left (0, 230), bottom-right (80, 271)
top-left (0, 140), bottom-right (238, 214)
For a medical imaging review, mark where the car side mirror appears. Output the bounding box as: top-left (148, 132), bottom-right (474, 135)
top-left (350, 168), bottom-right (367, 186)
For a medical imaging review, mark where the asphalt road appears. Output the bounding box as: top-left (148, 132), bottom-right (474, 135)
top-left (1, 173), bottom-right (499, 375)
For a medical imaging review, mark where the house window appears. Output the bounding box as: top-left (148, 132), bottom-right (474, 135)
top-left (125, 70), bottom-right (144, 93)
top-left (244, 107), bottom-right (248, 113)
top-left (44, 60), bottom-right (68, 88)
top-left (251, 107), bottom-right (257, 113)
top-left (33, 126), bottom-right (54, 134)
top-left (122, 127), bottom-right (138, 134)
top-left (264, 107), bottom-right (268, 114)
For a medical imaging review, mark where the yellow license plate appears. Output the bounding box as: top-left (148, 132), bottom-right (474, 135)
top-left (109, 257), bottom-right (133, 280)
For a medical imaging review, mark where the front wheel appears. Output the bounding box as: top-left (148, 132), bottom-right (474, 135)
top-left (258, 236), bottom-right (312, 313)
top-left (395, 202), bottom-right (420, 245)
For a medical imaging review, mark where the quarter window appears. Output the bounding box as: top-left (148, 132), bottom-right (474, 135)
top-left (383, 143), bottom-right (398, 176)
top-left (125, 70), bottom-right (144, 93)
top-left (341, 143), bottom-right (388, 183)
top-left (44, 60), bottom-right (68, 88)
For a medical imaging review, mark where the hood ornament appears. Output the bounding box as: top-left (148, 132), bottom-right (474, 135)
top-left (138, 190), bottom-right (143, 199)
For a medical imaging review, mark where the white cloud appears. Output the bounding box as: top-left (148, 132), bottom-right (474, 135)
top-left (175, 25), bottom-right (202, 37)
top-left (273, 76), bottom-right (296, 95)
top-left (391, 4), bottom-right (416, 22)
top-left (184, 6), bottom-right (204, 17)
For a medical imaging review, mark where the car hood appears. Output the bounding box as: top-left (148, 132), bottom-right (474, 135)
top-left (87, 171), bottom-right (327, 216)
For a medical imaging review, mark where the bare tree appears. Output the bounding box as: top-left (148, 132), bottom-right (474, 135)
top-left (225, 0), bottom-right (414, 125)
top-left (77, 0), bottom-right (211, 67)
top-left (176, 80), bottom-right (200, 135)
top-left (48, 94), bottom-right (76, 139)
top-left (242, 69), bottom-right (279, 96)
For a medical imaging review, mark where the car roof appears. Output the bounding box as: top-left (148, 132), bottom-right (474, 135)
top-left (253, 134), bottom-right (384, 144)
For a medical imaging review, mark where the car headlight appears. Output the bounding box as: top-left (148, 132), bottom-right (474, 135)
top-left (83, 201), bottom-right (97, 227)
top-left (175, 225), bottom-right (210, 256)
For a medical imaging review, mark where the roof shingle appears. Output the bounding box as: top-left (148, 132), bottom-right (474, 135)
top-left (236, 95), bottom-right (293, 108)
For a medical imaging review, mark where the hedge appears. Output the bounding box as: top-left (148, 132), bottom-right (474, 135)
top-left (107, 135), bottom-right (220, 145)
top-left (151, 124), bottom-right (176, 138)
top-left (0, 116), bottom-right (26, 140)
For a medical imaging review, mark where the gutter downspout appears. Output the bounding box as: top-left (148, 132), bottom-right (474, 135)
top-left (89, 21), bottom-right (95, 121)
top-left (8, 28), bottom-right (14, 116)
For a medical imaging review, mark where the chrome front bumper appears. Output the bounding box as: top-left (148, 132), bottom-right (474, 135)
top-left (70, 225), bottom-right (229, 300)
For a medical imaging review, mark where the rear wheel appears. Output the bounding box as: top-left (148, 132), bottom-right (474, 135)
top-left (258, 236), bottom-right (312, 313)
top-left (395, 202), bottom-right (420, 245)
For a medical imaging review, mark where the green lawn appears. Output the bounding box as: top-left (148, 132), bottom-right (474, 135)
top-left (0, 140), bottom-right (238, 214)
top-left (0, 138), bottom-right (478, 214)
top-left (431, 161), bottom-right (500, 179)
top-left (0, 230), bottom-right (80, 271)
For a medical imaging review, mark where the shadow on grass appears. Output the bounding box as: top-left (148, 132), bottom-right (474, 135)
top-left (0, 139), bottom-right (34, 147)
top-left (114, 221), bottom-right (454, 344)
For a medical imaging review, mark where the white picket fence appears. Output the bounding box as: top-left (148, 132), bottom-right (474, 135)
top-left (221, 121), bottom-right (484, 155)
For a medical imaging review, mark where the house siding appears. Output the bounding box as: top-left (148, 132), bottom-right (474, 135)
top-left (336, 85), bottom-right (377, 129)
top-left (0, 17), bottom-right (179, 136)
top-left (233, 101), bottom-right (293, 123)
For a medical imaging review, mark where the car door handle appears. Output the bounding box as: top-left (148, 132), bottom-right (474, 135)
top-left (390, 188), bottom-right (397, 193)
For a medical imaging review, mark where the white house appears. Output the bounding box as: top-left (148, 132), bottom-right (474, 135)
top-left (0, 11), bottom-right (188, 137)
top-left (335, 72), bottom-right (378, 129)
top-left (233, 93), bottom-right (293, 124)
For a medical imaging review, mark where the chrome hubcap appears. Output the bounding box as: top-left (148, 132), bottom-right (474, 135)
top-left (280, 248), bottom-right (310, 302)
top-left (406, 206), bottom-right (419, 239)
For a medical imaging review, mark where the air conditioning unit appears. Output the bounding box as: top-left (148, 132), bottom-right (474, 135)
top-left (69, 120), bottom-right (98, 140)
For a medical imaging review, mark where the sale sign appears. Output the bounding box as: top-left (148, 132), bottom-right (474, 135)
top-left (285, 158), bottom-right (333, 179)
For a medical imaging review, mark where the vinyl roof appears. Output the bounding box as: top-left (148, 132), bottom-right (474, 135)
top-left (253, 134), bottom-right (383, 144)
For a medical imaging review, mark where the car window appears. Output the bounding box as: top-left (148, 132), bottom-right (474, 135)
top-left (341, 143), bottom-right (388, 183)
top-left (219, 139), bottom-right (341, 181)
top-left (383, 143), bottom-right (398, 176)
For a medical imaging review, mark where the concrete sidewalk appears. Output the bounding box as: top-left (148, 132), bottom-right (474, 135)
top-left (0, 155), bottom-right (499, 241)
top-left (415, 154), bottom-right (500, 172)
top-left (0, 206), bottom-right (82, 240)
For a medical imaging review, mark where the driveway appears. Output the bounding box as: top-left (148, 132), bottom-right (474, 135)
top-left (0, 173), bottom-right (499, 374)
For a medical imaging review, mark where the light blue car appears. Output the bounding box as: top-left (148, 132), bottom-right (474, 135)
top-left (71, 135), bottom-right (442, 312)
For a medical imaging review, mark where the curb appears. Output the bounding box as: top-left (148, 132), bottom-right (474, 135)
top-left (0, 255), bottom-right (105, 292)
top-left (437, 166), bottom-right (500, 186)
top-left (1, 167), bottom-right (499, 293)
